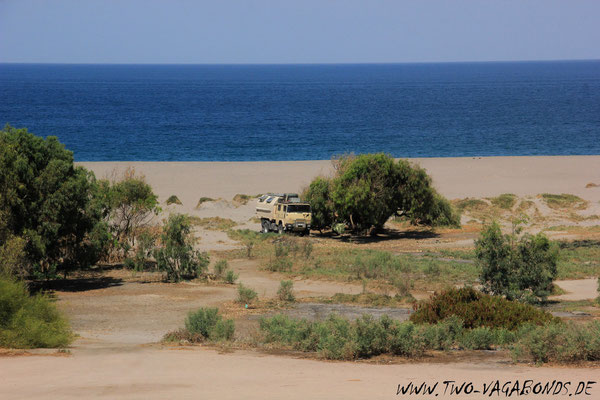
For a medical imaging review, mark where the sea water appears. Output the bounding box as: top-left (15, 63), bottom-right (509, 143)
top-left (1, 61), bottom-right (599, 161)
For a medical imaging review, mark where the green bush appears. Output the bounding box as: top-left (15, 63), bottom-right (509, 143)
top-left (154, 214), bottom-right (210, 282)
top-left (277, 280), bottom-right (296, 302)
top-left (314, 314), bottom-right (357, 360)
top-left (259, 312), bottom-right (526, 360)
top-left (184, 307), bottom-right (235, 341)
top-left (305, 154), bottom-right (459, 234)
top-left (476, 222), bottom-right (559, 303)
top-left (224, 269), bottom-right (238, 284)
top-left (213, 260), bottom-right (228, 278)
top-left (418, 316), bottom-right (464, 350)
top-left (511, 321), bottom-right (600, 364)
top-left (237, 283), bottom-right (258, 304)
top-left (460, 327), bottom-right (495, 350)
top-left (0, 276), bottom-right (72, 348)
top-left (410, 287), bottom-right (556, 330)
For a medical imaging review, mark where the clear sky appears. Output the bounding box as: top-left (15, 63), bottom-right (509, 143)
top-left (1, 0), bottom-right (599, 64)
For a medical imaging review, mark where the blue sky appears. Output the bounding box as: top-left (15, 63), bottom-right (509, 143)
top-left (1, 0), bottom-right (599, 64)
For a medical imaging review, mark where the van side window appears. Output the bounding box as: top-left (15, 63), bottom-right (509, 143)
top-left (284, 206), bottom-right (287, 212)
top-left (278, 205), bottom-right (281, 211)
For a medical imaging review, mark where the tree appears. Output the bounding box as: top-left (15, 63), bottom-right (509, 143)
top-left (0, 125), bottom-right (109, 277)
top-left (475, 221), bottom-right (559, 303)
top-left (154, 214), bottom-right (209, 282)
top-left (304, 153), bottom-right (459, 234)
top-left (96, 167), bottom-right (160, 260)
top-left (302, 177), bottom-right (334, 231)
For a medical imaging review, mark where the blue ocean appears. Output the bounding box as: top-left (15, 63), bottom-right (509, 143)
top-left (1, 61), bottom-right (599, 161)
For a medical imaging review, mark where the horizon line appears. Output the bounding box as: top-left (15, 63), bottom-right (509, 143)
top-left (1, 58), bottom-right (599, 66)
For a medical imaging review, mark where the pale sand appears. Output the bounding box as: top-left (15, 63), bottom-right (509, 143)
top-left (79, 156), bottom-right (600, 210)
top-left (2, 348), bottom-right (598, 400)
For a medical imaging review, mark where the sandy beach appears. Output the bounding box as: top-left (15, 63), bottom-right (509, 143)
top-left (80, 156), bottom-right (600, 211)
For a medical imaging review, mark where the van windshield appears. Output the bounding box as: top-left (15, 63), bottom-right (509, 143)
top-left (287, 205), bottom-right (311, 213)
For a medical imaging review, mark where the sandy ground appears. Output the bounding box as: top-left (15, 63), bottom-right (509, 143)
top-left (2, 157), bottom-right (599, 399)
top-left (2, 347), bottom-right (599, 400)
top-left (79, 156), bottom-right (600, 209)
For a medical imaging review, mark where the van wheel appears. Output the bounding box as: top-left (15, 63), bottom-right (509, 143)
top-left (277, 223), bottom-right (284, 234)
top-left (261, 220), bottom-right (270, 233)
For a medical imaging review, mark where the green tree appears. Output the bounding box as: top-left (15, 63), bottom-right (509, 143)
top-left (154, 214), bottom-right (209, 282)
top-left (302, 177), bottom-right (335, 231)
top-left (96, 168), bottom-right (160, 260)
top-left (475, 221), bottom-right (559, 303)
top-left (0, 125), bottom-right (109, 277)
top-left (305, 153), bottom-right (459, 234)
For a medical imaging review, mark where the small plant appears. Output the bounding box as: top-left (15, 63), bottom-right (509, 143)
top-left (541, 193), bottom-right (587, 210)
top-left (184, 307), bottom-right (235, 341)
top-left (277, 280), bottom-right (296, 302)
top-left (237, 283), bottom-right (258, 305)
top-left (301, 240), bottom-right (313, 259)
top-left (490, 193), bottom-right (517, 210)
top-left (196, 197), bottom-right (215, 208)
top-left (232, 194), bottom-right (252, 205)
top-left (266, 257), bottom-right (293, 272)
top-left (333, 222), bottom-right (346, 236)
top-left (224, 269), bottom-right (238, 284)
top-left (123, 257), bottom-right (135, 269)
top-left (213, 260), bottom-right (228, 278)
top-left (166, 195), bottom-right (182, 205)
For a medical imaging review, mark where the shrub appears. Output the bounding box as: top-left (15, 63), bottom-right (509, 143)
top-left (511, 321), bottom-right (600, 364)
top-left (213, 260), bottom-right (228, 278)
top-left (314, 314), bottom-right (357, 360)
top-left (232, 194), bottom-right (252, 205)
top-left (301, 240), bottom-right (313, 259)
top-left (418, 316), bottom-right (464, 350)
top-left (154, 214), bottom-right (210, 282)
top-left (490, 194), bottom-right (517, 210)
top-left (410, 287), bottom-right (556, 330)
top-left (266, 257), bottom-right (293, 272)
top-left (133, 229), bottom-right (156, 271)
top-left (0, 125), bottom-right (109, 277)
top-left (277, 280), bottom-right (296, 302)
top-left (224, 270), bottom-right (238, 284)
top-left (195, 197), bottom-right (215, 208)
top-left (184, 307), bottom-right (235, 341)
top-left (237, 283), bottom-right (258, 304)
top-left (166, 195), bottom-right (182, 205)
top-left (460, 327), bottom-right (495, 350)
top-left (541, 193), bottom-right (587, 210)
top-left (354, 314), bottom-right (388, 357)
top-left (0, 235), bottom-right (27, 278)
top-left (0, 276), bottom-right (72, 348)
top-left (476, 222), bottom-right (559, 303)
